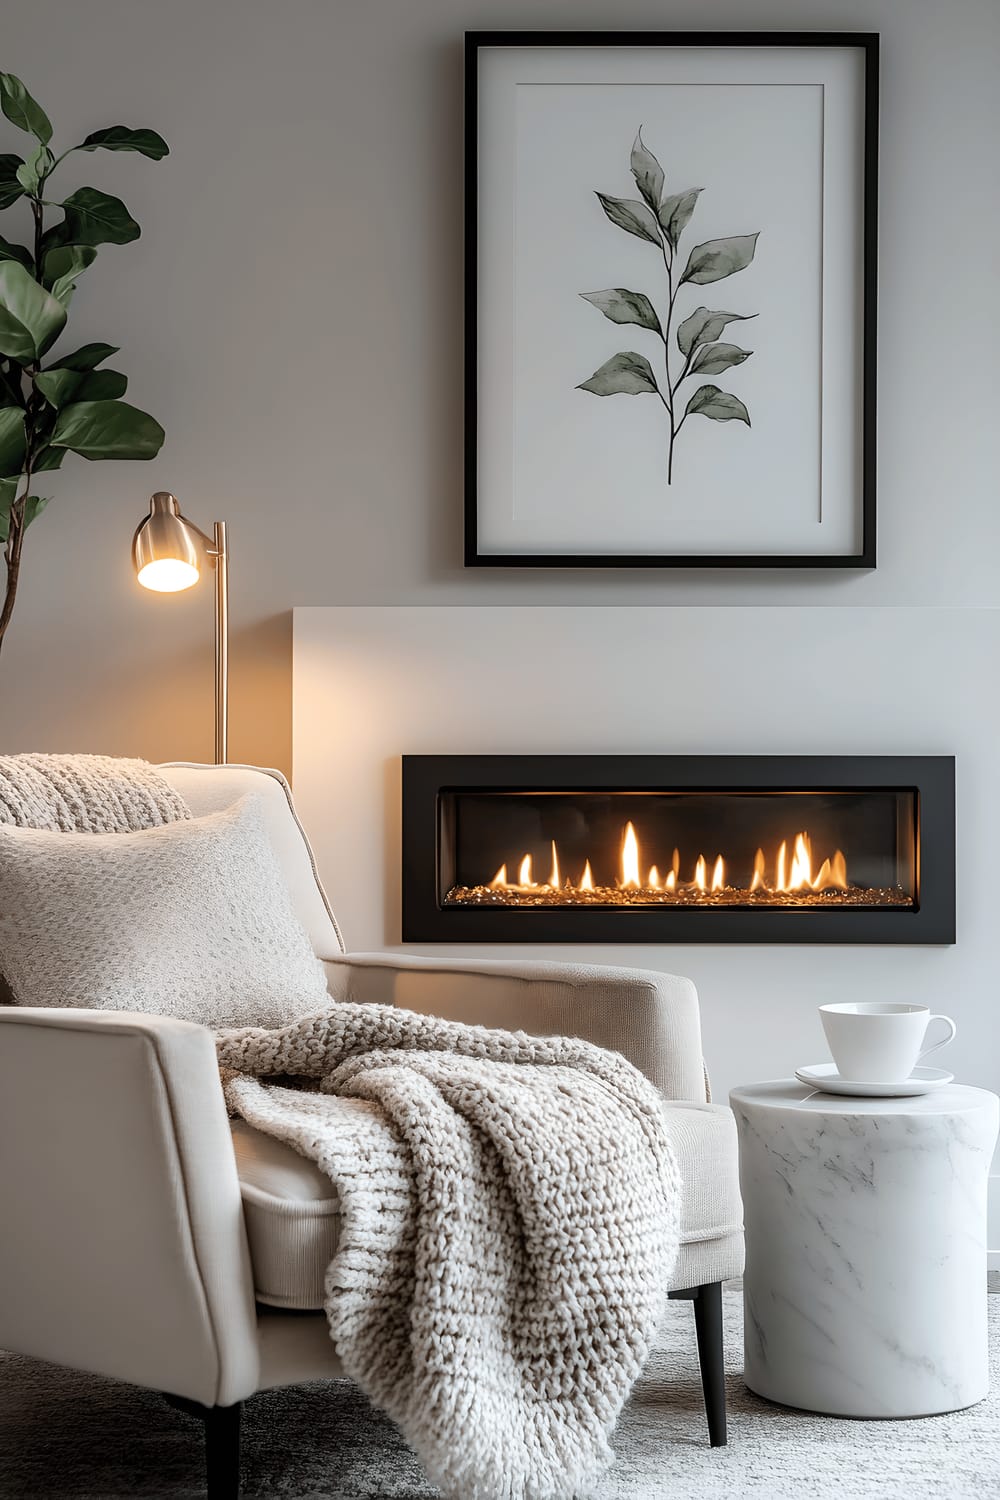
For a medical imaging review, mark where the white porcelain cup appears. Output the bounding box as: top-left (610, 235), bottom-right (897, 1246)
top-left (819, 1002), bottom-right (957, 1083)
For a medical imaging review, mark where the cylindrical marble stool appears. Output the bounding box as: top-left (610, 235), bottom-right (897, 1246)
top-left (730, 1081), bottom-right (998, 1418)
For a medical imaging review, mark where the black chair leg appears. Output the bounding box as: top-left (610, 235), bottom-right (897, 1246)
top-left (691, 1282), bottom-right (727, 1446)
top-left (204, 1402), bottom-right (242, 1499)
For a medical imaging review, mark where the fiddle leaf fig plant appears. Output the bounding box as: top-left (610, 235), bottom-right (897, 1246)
top-left (0, 70), bottom-right (167, 656)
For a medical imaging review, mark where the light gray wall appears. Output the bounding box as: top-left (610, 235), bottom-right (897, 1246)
top-left (0, 0), bottom-right (997, 774)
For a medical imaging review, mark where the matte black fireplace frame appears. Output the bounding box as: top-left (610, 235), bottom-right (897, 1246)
top-left (401, 755), bottom-right (956, 945)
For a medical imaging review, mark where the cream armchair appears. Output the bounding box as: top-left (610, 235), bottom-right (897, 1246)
top-left (0, 763), bottom-right (743, 1498)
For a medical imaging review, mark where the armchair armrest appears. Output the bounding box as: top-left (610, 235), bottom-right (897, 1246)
top-left (325, 953), bottom-right (707, 1102)
top-left (0, 1008), bottom-right (259, 1407)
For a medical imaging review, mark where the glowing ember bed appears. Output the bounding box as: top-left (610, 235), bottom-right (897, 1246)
top-left (401, 757), bottom-right (955, 945)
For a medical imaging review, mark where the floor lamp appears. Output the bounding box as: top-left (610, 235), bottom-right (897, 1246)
top-left (132, 492), bottom-right (230, 764)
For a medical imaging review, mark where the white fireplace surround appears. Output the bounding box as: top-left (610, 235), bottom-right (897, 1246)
top-left (292, 604), bottom-right (1000, 1254)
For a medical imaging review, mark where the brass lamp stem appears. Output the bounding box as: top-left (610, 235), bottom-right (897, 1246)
top-left (212, 521), bottom-right (229, 765)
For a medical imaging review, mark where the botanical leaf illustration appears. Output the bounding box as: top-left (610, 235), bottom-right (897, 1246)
top-left (580, 288), bottom-right (661, 334)
top-left (595, 192), bottom-right (661, 245)
top-left (658, 188), bottom-right (702, 250)
top-left (685, 384), bottom-right (751, 425)
top-left (0, 155), bottom-right (25, 210)
top-left (580, 131), bottom-right (759, 482)
top-left (690, 342), bottom-right (753, 376)
top-left (0, 261), bottom-right (66, 361)
top-left (0, 406), bottom-right (26, 477)
top-left (676, 306), bottom-right (757, 357)
top-left (577, 352), bottom-right (660, 397)
top-left (77, 126), bottom-right (169, 160)
top-left (0, 73), bottom-right (52, 144)
top-left (630, 130), bottom-right (664, 212)
top-left (680, 233), bottom-right (759, 285)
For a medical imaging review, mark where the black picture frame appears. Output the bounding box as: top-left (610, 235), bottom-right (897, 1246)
top-left (464, 32), bottom-right (879, 570)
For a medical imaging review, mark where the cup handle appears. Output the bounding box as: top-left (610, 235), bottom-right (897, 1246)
top-left (918, 1014), bottom-right (957, 1063)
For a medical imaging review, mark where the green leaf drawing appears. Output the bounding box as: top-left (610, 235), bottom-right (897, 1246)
top-left (0, 261), bottom-right (67, 361)
top-left (49, 399), bottom-right (164, 460)
top-left (579, 288), bottom-right (662, 335)
top-left (579, 129), bottom-right (759, 483)
top-left (658, 188), bottom-right (702, 250)
top-left (0, 155), bottom-right (25, 211)
top-left (0, 235), bottom-right (32, 269)
top-left (77, 126), bottom-right (169, 160)
top-left (0, 406), bottom-right (26, 476)
top-left (42, 245), bottom-right (98, 307)
top-left (630, 130), bottom-right (664, 212)
top-left (0, 74), bottom-right (52, 144)
top-left (676, 307), bottom-right (757, 357)
top-left (680, 234), bottom-right (759, 286)
top-left (53, 187), bottom-right (140, 247)
top-left (690, 342), bottom-right (753, 376)
top-left (595, 192), bottom-right (661, 245)
top-left (577, 352), bottom-right (660, 397)
top-left (45, 342), bottom-right (119, 373)
top-left (685, 384), bottom-right (751, 425)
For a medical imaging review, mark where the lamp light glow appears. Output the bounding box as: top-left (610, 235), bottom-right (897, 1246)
top-left (136, 557), bottom-right (200, 592)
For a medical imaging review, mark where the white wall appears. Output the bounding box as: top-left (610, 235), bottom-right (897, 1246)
top-left (0, 0), bottom-right (997, 774)
top-left (293, 605), bottom-right (1000, 1109)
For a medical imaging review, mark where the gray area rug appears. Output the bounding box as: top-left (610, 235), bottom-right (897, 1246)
top-left (1, 1286), bottom-right (996, 1499)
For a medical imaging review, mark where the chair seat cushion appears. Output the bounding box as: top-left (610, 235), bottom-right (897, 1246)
top-left (231, 1099), bottom-right (743, 1309)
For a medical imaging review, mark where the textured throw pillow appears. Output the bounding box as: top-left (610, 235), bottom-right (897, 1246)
top-left (0, 794), bottom-right (331, 1028)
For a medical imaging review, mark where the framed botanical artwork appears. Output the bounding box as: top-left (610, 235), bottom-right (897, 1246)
top-left (465, 32), bottom-right (878, 568)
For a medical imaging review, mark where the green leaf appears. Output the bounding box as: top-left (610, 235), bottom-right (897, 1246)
top-left (0, 154), bottom-right (24, 210)
top-left (0, 235), bottom-right (32, 270)
top-left (78, 126), bottom-right (169, 160)
top-left (77, 368), bottom-right (127, 401)
top-left (630, 129), bottom-right (664, 212)
top-left (0, 406), bottom-right (26, 477)
top-left (676, 307), bottom-right (757, 357)
top-left (55, 188), bottom-right (140, 247)
top-left (577, 351), bottom-right (660, 397)
top-left (0, 475), bottom-right (16, 541)
top-left (680, 233), bottom-right (759, 286)
top-left (49, 399), bottom-right (164, 460)
top-left (32, 445), bottom-right (64, 473)
top-left (45, 341), bottom-right (119, 373)
top-left (690, 342), bottom-right (753, 376)
top-left (34, 368), bottom-right (81, 408)
top-left (22, 493), bottom-right (48, 528)
top-left (15, 142), bottom-right (53, 195)
top-left (579, 288), bottom-right (662, 335)
top-left (0, 74), bottom-right (52, 144)
top-left (42, 245), bottom-right (98, 307)
top-left (0, 261), bottom-right (67, 361)
top-left (595, 192), bottom-right (661, 246)
top-left (684, 384), bottom-right (751, 425)
top-left (658, 188), bottom-right (703, 250)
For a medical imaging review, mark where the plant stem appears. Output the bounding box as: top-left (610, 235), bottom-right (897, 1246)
top-left (0, 197), bottom-right (45, 658)
top-left (657, 234), bottom-right (682, 484)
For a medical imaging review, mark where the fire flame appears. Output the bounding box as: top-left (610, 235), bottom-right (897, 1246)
top-left (486, 824), bottom-right (847, 896)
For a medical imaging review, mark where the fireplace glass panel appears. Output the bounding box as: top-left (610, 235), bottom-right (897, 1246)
top-left (439, 790), bottom-right (917, 911)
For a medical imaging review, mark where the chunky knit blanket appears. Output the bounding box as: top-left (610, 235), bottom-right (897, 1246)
top-left (217, 1003), bottom-right (681, 1500)
top-left (0, 753), bottom-right (189, 831)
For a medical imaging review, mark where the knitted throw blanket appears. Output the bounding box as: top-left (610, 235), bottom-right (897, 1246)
top-left (0, 753), bottom-right (189, 831)
top-left (217, 1003), bottom-right (681, 1500)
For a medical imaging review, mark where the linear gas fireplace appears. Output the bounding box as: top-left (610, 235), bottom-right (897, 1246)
top-left (401, 756), bottom-right (955, 944)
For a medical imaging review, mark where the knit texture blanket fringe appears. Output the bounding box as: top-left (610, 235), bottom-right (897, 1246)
top-left (217, 1003), bottom-right (682, 1500)
top-left (0, 753), bottom-right (189, 831)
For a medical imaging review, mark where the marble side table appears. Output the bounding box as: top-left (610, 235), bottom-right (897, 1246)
top-left (730, 1081), bottom-right (999, 1418)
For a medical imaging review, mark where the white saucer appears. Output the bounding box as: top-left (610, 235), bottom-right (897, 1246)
top-left (795, 1062), bottom-right (955, 1098)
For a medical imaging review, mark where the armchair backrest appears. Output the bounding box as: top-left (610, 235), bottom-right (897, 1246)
top-left (0, 1007), bottom-right (261, 1406)
top-left (160, 762), bottom-right (345, 958)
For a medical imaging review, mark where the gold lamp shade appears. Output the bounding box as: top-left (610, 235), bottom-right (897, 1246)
top-left (132, 492), bottom-right (202, 592)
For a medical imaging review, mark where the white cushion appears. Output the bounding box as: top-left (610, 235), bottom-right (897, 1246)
top-left (159, 763), bottom-right (344, 958)
top-left (0, 796), bottom-right (331, 1028)
top-left (231, 1099), bottom-right (743, 1309)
